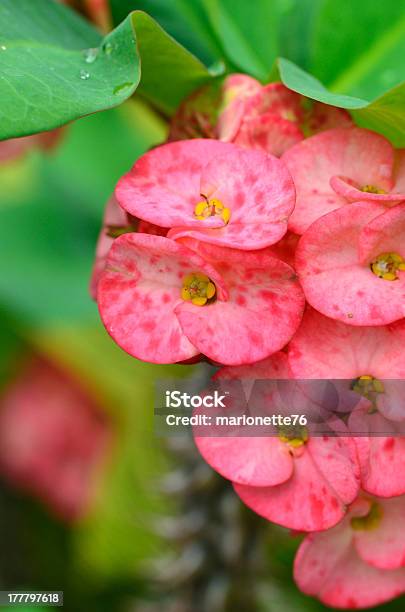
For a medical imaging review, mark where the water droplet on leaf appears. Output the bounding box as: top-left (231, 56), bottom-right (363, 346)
top-left (113, 82), bottom-right (133, 95)
top-left (83, 47), bottom-right (99, 64)
top-left (80, 70), bottom-right (90, 80)
top-left (103, 41), bottom-right (113, 55)
top-left (0, 44), bottom-right (7, 51)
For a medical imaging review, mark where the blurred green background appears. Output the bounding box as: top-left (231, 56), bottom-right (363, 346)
top-left (1, 1), bottom-right (405, 611)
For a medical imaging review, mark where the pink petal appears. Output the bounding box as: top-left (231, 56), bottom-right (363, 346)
top-left (331, 175), bottom-right (405, 203)
top-left (169, 147), bottom-right (295, 249)
top-left (354, 495), bottom-right (405, 570)
top-left (289, 308), bottom-right (405, 379)
top-left (296, 201), bottom-right (405, 325)
top-left (97, 234), bottom-right (227, 364)
top-left (115, 139), bottom-right (235, 228)
top-left (175, 242), bottom-right (305, 365)
top-left (235, 435), bottom-right (359, 531)
top-left (350, 409), bottom-right (405, 497)
top-left (307, 103), bottom-right (353, 134)
top-left (195, 435), bottom-right (294, 487)
top-left (393, 150), bottom-right (405, 192)
top-left (234, 113), bottom-right (303, 157)
top-left (90, 195), bottom-right (130, 299)
top-left (294, 522), bottom-right (405, 609)
top-left (283, 127), bottom-right (394, 234)
top-left (217, 74), bottom-right (262, 141)
top-left (358, 201), bottom-right (405, 264)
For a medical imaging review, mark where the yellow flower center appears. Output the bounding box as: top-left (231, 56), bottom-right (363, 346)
top-left (351, 501), bottom-right (383, 531)
top-left (352, 375), bottom-right (385, 400)
top-left (370, 252), bottom-right (405, 281)
top-left (181, 272), bottom-right (216, 306)
top-left (194, 197), bottom-right (231, 225)
top-left (361, 184), bottom-right (387, 194)
top-left (278, 424), bottom-right (308, 449)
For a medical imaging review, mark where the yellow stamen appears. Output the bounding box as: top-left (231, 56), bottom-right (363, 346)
top-left (352, 375), bottom-right (385, 401)
top-left (278, 425), bottom-right (308, 449)
top-left (371, 252), bottom-right (405, 281)
top-left (181, 272), bottom-right (216, 306)
top-left (361, 184), bottom-right (386, 194)
top-left (193, 197), bottom-right (231, 225)
top-left (351, 501), bottom-right (383, 531)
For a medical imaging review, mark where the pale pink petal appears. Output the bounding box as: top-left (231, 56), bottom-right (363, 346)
top-left (175, 243), bottom-right (305, 365)
top-left (217, 74), bottom-right (262, 141)
top-left (296, 202), bottom-right (405, 325)
top-left (289, 308), bottom-right (405, 379)
top-left (331, 175), bottom-right (405, 203)
top-left (283, 127), bottom-right (394, 234)
top-left (358, 201), bottom-right (405, 264)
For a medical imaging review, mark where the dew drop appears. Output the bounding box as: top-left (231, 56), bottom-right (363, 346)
top-left (83, 47), bottom-right (99, 64)
top-left (0, 44), bottom-right (6, 51)
top-left (80, 69), bottom-right (90, 80)
top-left (103, 41), bottom-right (113, 55)
top-left (113, 82), bottom-right (133, 95)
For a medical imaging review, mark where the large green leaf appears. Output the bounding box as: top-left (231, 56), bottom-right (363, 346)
top-left (311, 1), bottom-right (405, 100)
top-left (0, 0), bottom-right (211, 139)
top-left (110, 0), bottom-right (223, 67)
top-left (274, 58), bottom-right (405, 146)
top-left (202, 0), bottom-right (280, 80)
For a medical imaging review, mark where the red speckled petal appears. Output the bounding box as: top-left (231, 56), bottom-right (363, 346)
top-left (350, 407), bottom-right (405, 497)
top-left (115, 139), bottom-right (235, 228)
top-left (234, 435), bottom-right (360, 531)
top-left (234, 113), bottom-right (303, 157)
top-left (90, 195), bottom-right (129, 299)
top-left (169, 148), bottom-right (295, 249)
top-left (283, 127), bottom-right (394, 234)
top-left (354, 496), bottom-right (405, 570)
top-left (97, 234), bottom-right (227, 364)
top-left (294, 519), bottom-right (405, 609)
top-left (267, 231), bottom-right (300, 268)
top-left (175, 243), bottom-right (305, 365)
top-left (289, 308), bottom-right (405, 379)
top-left (296, 201), bottom-right (405, 325)
top-left (308, 103), bottom-right (353, 134)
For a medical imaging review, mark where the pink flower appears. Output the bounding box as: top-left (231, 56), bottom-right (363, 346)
top-left (194, 354), bottom-right (360, 532)
top-left (115, 139), bottom-right (296, 250)
top-left (97, 234), bottom-right (304, 365)
top-left (294, 494), bottom-right (405, 609)
top-left (289, 308), bottom-right (405, 497)
top-left (0, 130), bottom-right (64, 165)
top-left (0, 356), bottom-right (110, 522)
top-left (90, 194), bottom-right (166, 299)
top-left (282, 127), bottom-right (405, 234)
top-left (295, 201), bottom-right (405, 325)
top-left (218, 76), bottom-right (352, 157)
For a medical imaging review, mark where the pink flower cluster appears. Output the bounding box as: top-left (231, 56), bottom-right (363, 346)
top-left (93, 74), bottom-right (405, 608)
top-left (0, 355), bottom-right (110, 522)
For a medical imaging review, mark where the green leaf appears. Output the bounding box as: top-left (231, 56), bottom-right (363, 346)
top-left (202, 0), bottom-right (280, 80)
top-left (275, 58), bottom-right (405, 146)
top-left (0, 0), bottom-right (212, 139)
top-left (110, 0), bottom-right (223, 67)
top-left (311, 1), bottom-right (405, 99)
